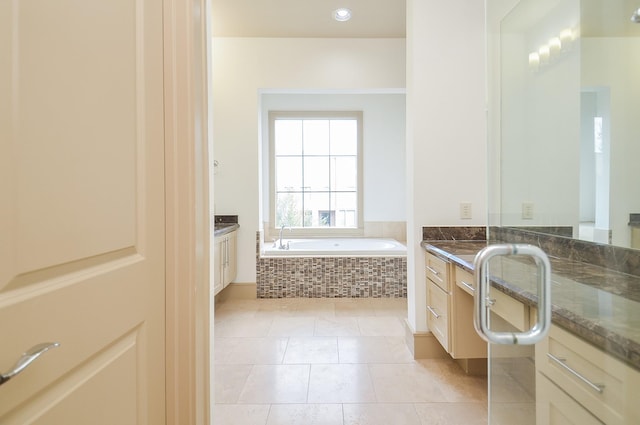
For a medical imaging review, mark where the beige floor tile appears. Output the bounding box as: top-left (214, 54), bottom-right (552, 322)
top-left (357, 316), bottom-right (405, 337)
top-left (254, 300), bottom-right (299, 318)
top-left (369, 363), bottom-right (449, 403)
top-left (214, 337), bottom-right (289, 365)
top-left (214, 364), bottom-right (253, 404)
top-left (489, 402), bottom-right (535, 425)
top-left (489, 373), bottom-right (534, 403)
top-left (268, 317), bottom-right (317, 336)
top-left (266, 404), bottom-right (344, 425)
top-left (238, 365), bottom-right (310, 404)
top-left (385, 336), bottom-right (417, 362)
top-left (215, 316), bottom-right (273, 337)
top-left (343, 403), bottom-right (422, 425)
top-left (308, 364), bottom-right (376, 403)
top-left (338, 336), bottom-right (414, 364)
top-left (214, 308), bottom-right (258, 323)
top-left (334, 303), bottom-right (376, 317)
top-left (414, 402), bottom-right (488, 425)
top-left (212, 404), bottom-right (270, 425)
top-left (283, 337), bottom-right (339, 364)
top-left (294, 302), bottom-right (336, 318)
top-left (417, 359), bottom-right (487, 403)
top-left (215, 299), bottom-right (263, 310)
top-left (368, 298), bottom-right (408, 317)
top-left (314, 317), bottom-right (361, 337)
top-left (212, 297), bottom-right (492, 425)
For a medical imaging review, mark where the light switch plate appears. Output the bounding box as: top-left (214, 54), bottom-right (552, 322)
top-left (522, 202), bottom-right (534, 219)
top-left (460, 203), bottom-right (472, 220)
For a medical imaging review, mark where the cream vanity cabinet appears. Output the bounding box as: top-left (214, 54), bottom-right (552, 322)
top-left (483, 272), bottom-right (640, 425)
top-left (214, 230), bottom-right (237, 295)
top-left (425, 252), bottom-right (486, 359)
top-left (535, 325), bottom-right (640, 425)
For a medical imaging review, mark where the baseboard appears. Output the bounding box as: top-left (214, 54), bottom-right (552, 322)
top-left (403, 318), bottom-right (448, 359)
top-left (215, 282), bottom-right (257, 303)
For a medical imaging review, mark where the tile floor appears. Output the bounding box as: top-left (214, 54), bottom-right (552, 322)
top-left (213, 297), bottom-right (488, 425)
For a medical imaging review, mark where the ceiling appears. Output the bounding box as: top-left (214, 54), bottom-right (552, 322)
top-left (211, 0), bottom-right (406, 38)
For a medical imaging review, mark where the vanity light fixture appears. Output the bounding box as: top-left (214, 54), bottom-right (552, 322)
top-left (538, 44), bottom-right (550, 64)
top-left (333, 8), bottom-right (352, 22)
top-left (528, 52), bottom-right (540, 70)
top-left (528, 27), bottom-right (578, 72)
top-left (559, 28), bottom-right (574, 44)
top-left (548, 37), bottom-right (562, 54)
top-left (632, 8), bottom-right (640, 23)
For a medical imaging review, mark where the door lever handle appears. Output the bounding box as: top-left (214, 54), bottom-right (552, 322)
top-left (0, 342), bottom-right (60, 386)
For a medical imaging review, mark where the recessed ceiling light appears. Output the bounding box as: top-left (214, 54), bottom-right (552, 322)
top-left (333, 8), bottom-right (352, 22)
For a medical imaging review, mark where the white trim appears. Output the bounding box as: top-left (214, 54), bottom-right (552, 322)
top-left (164, 0), bottom-right (211, 424)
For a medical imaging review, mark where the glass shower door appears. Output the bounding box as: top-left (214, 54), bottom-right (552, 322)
top-left (484, 0), bottom-right (640, 424)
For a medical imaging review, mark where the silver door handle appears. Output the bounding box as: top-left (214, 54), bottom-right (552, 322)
top-left (0, 342), bottom-right (60, 386)
top-left (460, 280), bottom-right (475, 292)
top-left (473, 244), bottom-right (551, 345)
top-left (426, 306), bottom-right (441, 319)
top-left (546, 353), bottom-right (605, 393)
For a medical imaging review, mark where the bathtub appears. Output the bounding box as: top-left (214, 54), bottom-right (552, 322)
top-left (256, 232), bottom-right (407, 298)
top-left (261, 237), bottom-right (407, 257)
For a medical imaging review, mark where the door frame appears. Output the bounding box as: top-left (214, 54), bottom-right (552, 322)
top-left (164, 0), bottom-right (212, 424)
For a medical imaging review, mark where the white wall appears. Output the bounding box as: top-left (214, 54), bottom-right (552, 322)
top-left (260, 93), bottom-right (406, 227)
top-left (498, 0), bottom-right (581, 229)
top-left (213, 38), bottom-right (405, 283)
top-left (406, 0), bottom-right (487, 332)
top-left (582, 38), bottom-right (640, 247)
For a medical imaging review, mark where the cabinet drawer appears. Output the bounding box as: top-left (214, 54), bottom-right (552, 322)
top-left (427, 280), bottom-right (450, 352)
top-left (455, 266), bottom-right (475, 296)
top-left (536, 325), bottom-right (640, 425)
top-left (426, 252), bottom-right (450, 291)
top-left (536, 372), bottom-right (602, 425)
top-left (490, 288), bottom-right (529, 332)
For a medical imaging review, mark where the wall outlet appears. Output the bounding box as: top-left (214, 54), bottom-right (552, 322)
top-left (460, 203), bottom-right (472, 220)
top-left (522, 202), bottom-right (534, 220)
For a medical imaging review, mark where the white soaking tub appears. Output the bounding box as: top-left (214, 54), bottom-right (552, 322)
top-left (262, 237), bottom-right (407, 257)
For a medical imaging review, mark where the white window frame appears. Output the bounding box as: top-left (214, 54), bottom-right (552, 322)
top-left (269, 111), bottom-right (364, 238)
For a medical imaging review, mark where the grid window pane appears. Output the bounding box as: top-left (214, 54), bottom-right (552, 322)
top-left (330, 120), bottom-right (358, 155)
top-left (276, 193), bottom-right (303, 227)
top-left (303, 120), bottom-right (329, 155)
top-left (275, 120), bottom-right (302, 155)
top-left (272, 113), bottom-right (360, 229)
top-left (332, 192), bottom-right (357, 227)
top-left (276, 157), bottom-right (302, 191)
top-left (304, 157), bottom-right (330, 191)
top-left (331, 156), bottom-right (357, 191)
top-left (303, 192), bottom-right (331, 227)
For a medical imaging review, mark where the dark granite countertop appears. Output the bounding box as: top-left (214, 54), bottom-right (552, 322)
top-left (421, 240), bottom-right (640, 372)
top-left (214, 223), bottom-right (239, 237)
top-left (214, 214), bottom-right (239, 237)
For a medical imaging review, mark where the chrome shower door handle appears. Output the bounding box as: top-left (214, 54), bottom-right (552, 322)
top-left (0, 342), bottom-right (60, 386)
top-left (473, 244), bottom-right (551, 345)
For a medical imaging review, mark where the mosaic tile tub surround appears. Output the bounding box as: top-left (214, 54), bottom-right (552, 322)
top-left (255, 232), bottom-right (407, 298)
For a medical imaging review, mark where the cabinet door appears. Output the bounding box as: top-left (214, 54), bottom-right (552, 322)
top-left (223, 232), bottom-right (237, 287)
top-left (536, 372), bottom-right (603, 425)
top-left (213, 237), bottom-right (223, 295)
top-left (451, 266), bottom-right (487, 358)
top-left (427, 280), bottom-right (450, 352)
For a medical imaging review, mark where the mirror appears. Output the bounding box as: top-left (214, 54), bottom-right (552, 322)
top-left (489, 0), bottom-right (640, 249)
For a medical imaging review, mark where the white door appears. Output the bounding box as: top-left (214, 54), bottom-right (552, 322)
top-left (0, 1), bottom-right (166, 423)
